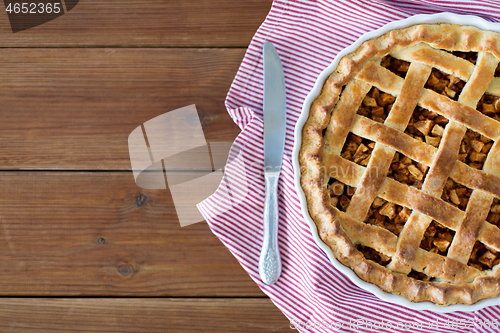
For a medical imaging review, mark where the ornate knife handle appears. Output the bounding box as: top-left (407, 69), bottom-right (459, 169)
top-left (259, 172), bottom-right (282, 285)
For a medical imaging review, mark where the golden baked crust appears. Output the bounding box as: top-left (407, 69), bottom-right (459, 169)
top-left (299, 23), bottom-right (500, 305)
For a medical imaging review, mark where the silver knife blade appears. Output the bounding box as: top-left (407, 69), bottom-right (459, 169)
top-left (259, 42), bottom-right (286, 285)
top-left (263, 42), bottom-right (286, 173)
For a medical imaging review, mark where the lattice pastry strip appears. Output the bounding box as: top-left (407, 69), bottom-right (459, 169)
top-left (324, 79), bottom-right (372, 155)
top-left (345, 62), bottom-right (431, 222)
top-left (299, 23), bottom-right (500, 305)
top-left (336, 210), bottom-right (478, 283)
top-left (323, 155), bottom-right (497, 284)
top-left (348, 116), bottom-right (500, 199)
top-left (391, 43), bottom-right (474, 82)
top-left (324, 153), bottom-right (500, 247)
top-left (389, 51), bottom-right (500, 273)
top-left (393, 42), bottom-right (500, 98)
top-left (445, 52), bottom-right (500, 265)
top-left (359, 60), bottom-right (500, 141)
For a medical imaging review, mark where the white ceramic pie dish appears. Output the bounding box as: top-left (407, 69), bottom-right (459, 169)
top-left (292, 12), bottom-right (500, 312)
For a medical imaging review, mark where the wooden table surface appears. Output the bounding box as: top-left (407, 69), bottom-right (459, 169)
top-left (0, 0), bottom-right (292, 331)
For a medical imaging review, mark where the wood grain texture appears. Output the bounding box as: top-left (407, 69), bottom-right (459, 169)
top-left (0, 171), bottom-right (263, 296)
top-left (0, 0), bottom-right (272, 47)
top-left (0, 0), bottom-right (282, 328)
top-left (0, 48), bottom-right (245, 170)
top-left (0, 298), bottom-right (290, 332)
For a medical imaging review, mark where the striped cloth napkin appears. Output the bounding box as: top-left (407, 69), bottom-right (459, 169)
top-left (198, 1), bottom-right (500, 332)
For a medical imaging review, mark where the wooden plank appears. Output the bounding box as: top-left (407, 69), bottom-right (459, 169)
top-left (0, 171), bottom-right (263, 296)
top-left (0, 0), bottom-right (271, 47)
top-left (0, 48), bottom-right (245, 170)
top-left (0, 298), bottom-right (290, 332)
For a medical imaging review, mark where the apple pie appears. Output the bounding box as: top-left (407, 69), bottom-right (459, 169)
top-left (299, 23), bottom-right (500, 305)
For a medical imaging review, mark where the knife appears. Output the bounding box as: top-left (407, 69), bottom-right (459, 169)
top-left (259, 42), bottom-right (287, 285)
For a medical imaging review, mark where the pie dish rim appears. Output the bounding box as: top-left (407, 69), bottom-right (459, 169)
top-left (292, 12), bottom-right (500, 312)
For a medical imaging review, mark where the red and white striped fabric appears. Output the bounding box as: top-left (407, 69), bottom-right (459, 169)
top-left (197, 1), bottom-right (500, 332)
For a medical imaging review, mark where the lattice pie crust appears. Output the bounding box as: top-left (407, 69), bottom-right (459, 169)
top-left (299, 23), bottom-right (500, 305)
